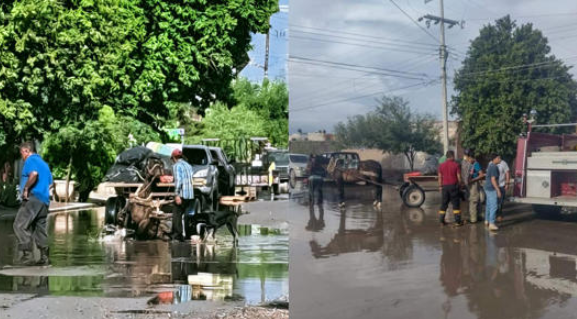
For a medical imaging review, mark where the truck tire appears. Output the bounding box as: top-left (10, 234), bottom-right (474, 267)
top-left (105, 196), bottom-right (126, 225)
top-left (289, 169), bottom-right (296, 189)
top-left (532, 204), bottom-right (562, 218)
top-left (402, 185), bottom-right (426, 208)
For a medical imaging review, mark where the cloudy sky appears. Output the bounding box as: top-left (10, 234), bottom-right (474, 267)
top-left (288, 0), bottom-right (577, 133)
top-left (240, 0), bottom-right (289, 82)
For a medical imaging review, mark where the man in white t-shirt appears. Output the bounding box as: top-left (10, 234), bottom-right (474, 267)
top-left (496, 159), bottom-right (510, 221)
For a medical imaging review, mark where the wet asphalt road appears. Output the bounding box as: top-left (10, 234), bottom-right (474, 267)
top-left (0, 206), bottom-right (288, 309)
top-left (290, 182), bottom-right (577, 319)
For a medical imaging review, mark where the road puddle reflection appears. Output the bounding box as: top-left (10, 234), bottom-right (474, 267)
top-left (0, 208), bottom-right (288, 305)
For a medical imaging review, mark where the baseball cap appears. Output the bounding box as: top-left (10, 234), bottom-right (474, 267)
top-left (171, 149), bottom-right (182, 158)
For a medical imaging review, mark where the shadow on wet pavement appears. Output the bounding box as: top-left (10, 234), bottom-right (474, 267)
top-left (0, 207), bottom-right (288, 306)
top-left (290, 182), bottom-right (577, 319)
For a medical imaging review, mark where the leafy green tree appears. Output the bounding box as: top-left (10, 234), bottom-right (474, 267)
top-left (198, 103), bottom-right (267, 159)
top-left (41, 106), bottom-right (160, 202)
top-left (335, 96), bottom-right (441, 171)
top-left (452, 15), bottom-right (577, 160)
top-left (132, 0), bottom-right (278, 122)
top-left (0, 0), bottom-right (146, 145)
top-left (0, 0), bottom-right (278, 145)
top-left (232, 78), bottom-right (288, 148)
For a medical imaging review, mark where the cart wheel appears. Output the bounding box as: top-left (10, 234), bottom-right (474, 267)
top-left (105, 196), bottom-right (126, 225)
top-left (403, 185), bottom-right (426, 208)
top-left (399, 182), bottom-right (410, 198)
top-left (406, 207), bottom-right (425, 224)
top-left (289, 169), bottom-right (297, 189)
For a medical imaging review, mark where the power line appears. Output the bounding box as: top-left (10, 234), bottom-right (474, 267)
top-left (289, 56), bottom-right (431, 80)
top-left (467, 12), bottom-right (577, 21)
top-left (290, 35), bottom-right (437, 56)
top-left (291, 29), bottom-right (439, 51)
top-left (289, 25), bottom-right (439, 48)
top-left (289, 51), bottom-right (437, 105)
top-left (389, 0), bottom-right (440, 44)
top-left (455, 54), bottom-right (577, 78)
top-left (291, 80), bottom-right (440, 113)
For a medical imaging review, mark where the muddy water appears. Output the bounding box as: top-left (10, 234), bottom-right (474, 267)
top-left (0, 208), bottom-right (288, 305)
top-left (290, 183), bottom-right (577, 319)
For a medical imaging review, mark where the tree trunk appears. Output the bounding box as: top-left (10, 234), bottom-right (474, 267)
top-left (404, 152), bottom-right (414, 172)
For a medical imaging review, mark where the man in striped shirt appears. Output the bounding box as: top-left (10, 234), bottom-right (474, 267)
top-left (171, 149), bottom-right (195, 242)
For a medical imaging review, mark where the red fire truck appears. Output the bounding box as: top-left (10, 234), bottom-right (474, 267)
top-left (510, 112), bottom-right (577, 215)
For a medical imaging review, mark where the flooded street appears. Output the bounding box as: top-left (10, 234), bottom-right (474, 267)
top-left (290, 182), bottom-right (577, 319)
top-left (0, 203), bottom-right (288, 318)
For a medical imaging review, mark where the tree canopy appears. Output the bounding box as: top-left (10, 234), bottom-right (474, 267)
top-left (335, 96), bottom-right (441, 171)
top-left (0, 0), bottom-right (278, 146)
top-left (232, 78), bottom-right (288, 147)
top-left (452, 15), bottom-right (577, 160)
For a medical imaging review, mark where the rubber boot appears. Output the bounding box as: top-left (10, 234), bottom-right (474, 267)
top-left (16, 250), bottom-right (36, 266)
top-left (439, 212), bottom-right (446, 225)
top-left (36, 247), bottom-right (49, 266)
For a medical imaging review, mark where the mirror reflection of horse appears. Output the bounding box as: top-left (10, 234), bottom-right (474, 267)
top-left (315, 152), bottom-right (383, 207)
top-left (309, 207), bottom-right (384, 258)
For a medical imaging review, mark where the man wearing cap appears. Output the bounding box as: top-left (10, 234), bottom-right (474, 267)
top-left (171, 149), bottom-right (195, 242)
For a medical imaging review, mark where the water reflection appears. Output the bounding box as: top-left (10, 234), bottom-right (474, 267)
top-left (291, 186), bottom-right (577, 319)
top-left (310, 206), bottom-right (383, 258)
top-left (0, 208), bottom-right (288, 305)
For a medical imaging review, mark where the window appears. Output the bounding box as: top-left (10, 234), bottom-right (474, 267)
top-left (183, 148), bottom-right (208, 165)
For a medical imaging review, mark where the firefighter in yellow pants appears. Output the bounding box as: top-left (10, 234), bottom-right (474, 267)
top-left (437, 151), bottom-right (463, 226)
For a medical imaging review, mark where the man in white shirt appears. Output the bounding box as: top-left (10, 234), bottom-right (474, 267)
top-left (496, 159), bottom-right (510, 222)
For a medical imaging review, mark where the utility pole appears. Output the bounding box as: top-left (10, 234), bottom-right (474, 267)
top-left (419, 0), bottom-right (463, 154)
top-left (264, 19), bottom-right (270, 79)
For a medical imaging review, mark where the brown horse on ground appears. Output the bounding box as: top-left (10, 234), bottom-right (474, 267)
top-left (313, 152), bottom-right (383, 207)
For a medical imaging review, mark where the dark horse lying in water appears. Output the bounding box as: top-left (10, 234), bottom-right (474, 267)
top-left (313, 152), bottom-right (383, 208)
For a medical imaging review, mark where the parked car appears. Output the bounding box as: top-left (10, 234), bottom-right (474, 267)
top-left (181, 145), bottom-right (220, 210)
top-left (289, 153), bottom-right (309, 188)
top-left (209, 146), bottom-right (236, 196)
top-left (263, 150), bottom-right (290, 183)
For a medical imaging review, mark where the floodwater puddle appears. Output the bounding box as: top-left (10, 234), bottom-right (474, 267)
top-left (0, 208), bottom-right (288, 305)
top-left (291, 185), bottom-right (577, 319)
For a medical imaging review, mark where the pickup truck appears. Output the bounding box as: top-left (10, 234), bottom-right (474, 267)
top-left (208, 146), bottom-right (236, 196)
top-left (181, 145), bottom-right (221, 211)
top-left (510, 116), bottom-right (577, 216)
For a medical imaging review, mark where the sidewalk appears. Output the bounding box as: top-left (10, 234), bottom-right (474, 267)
top-left (0, 201), bottom-right (97, 220)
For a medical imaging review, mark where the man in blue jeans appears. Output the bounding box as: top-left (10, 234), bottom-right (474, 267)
top-left (14, 142), bottom-right (54, 266)
top-left (484, 153), bottom-right (502, 231)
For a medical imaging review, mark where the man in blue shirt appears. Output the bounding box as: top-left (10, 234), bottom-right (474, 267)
top-left (13, 142), bottom-right (54, 266)
top-left (484, 153), bottom-right (502, 231)
top-left (171, 149), bottom-right (195, 242)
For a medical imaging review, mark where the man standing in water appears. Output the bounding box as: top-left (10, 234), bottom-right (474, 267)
top-left (484, 153), bottom-right (502, 231)
top-left (438, 151), bottom-right (463, 226)
top-left (13, 142), bottom-right (53, 266)
top-left (170, 148), bottom-right (195, 242)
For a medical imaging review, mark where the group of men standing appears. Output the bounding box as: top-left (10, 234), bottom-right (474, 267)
top-left (438, 150), bottom-right (510, 231)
